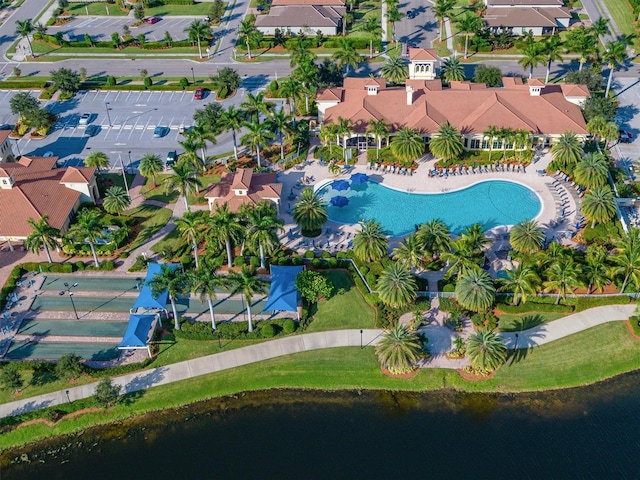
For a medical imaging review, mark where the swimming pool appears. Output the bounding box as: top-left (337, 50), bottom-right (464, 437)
top-left (317, 180), bottom-right (542, 236)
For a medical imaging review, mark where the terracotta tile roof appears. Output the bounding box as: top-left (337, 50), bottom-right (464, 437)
top-left (316, 88), bottom-right (343, 101)
top-left (206, 169), bottom-right (282, 213)
top-left (528, 78), bottom-right (545, 87)
top-left (484, 6), bottom-right (570, 28)
top-left (409, 48), bottom-right (438, 61)
top-left (232, 168), bottom-right (253, 189)
top-left (0, 130), bottom-right (9, 144)
top-left (561, 84), bottom-right (590, 97)
top-left (272, 0), bottom-right (344, 5)
top-left (61, 166), bottom-right (96, 183)
top-left (255, 5), bottom-right (345, 28)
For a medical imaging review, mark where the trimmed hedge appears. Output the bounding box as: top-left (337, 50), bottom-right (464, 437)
top-left (174, 318), bottom-right (297, 340)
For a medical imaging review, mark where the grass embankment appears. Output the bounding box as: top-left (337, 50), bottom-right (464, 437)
top-left (124, 204), bottom-right (173, 251)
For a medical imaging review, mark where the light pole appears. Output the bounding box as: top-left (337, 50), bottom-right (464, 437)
top-left (191, 67), bottom-right (195, 85)
top-left (127, 150), bottom-right (132, 174)
top-left (360, 329), bottom-right (363, 349)
top-left (65, 389), bottom-right (71, 403)
top-left (104, 101), bottom-right (112, 127)
top-left (59, 282), bottom-right (79, 319)
top-left (217, 332), bottom-right (222, 349)
top-left (118, 154), bottom-right (130, 197)
top-left (514, 333), bottom-right (519, 350)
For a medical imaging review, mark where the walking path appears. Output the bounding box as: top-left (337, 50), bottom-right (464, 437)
top-left (1, 303), bottom-right (637, 418)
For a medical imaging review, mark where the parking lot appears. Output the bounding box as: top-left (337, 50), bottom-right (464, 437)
top-left (613, 77), bottom-right (639, 163)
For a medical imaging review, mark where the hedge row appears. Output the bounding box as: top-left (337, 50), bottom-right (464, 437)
top-left (174, 318), bottom-right (297, 340)
top-left (0, 80), bottom-right (48, 89)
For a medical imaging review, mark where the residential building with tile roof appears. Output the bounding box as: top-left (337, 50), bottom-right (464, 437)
top-left (254, 3), bottom-right (345, 35)
top-left (482, 0), bottom-right (570, 35)
top-left (0, 131), bottom-right (15, 163)
top-left (205, 168), bottom-right (282, 213)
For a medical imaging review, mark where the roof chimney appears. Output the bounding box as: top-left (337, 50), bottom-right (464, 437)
top-left (406, 85), bottom-right (414, 105)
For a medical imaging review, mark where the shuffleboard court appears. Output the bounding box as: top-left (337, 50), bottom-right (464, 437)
top-left (18, 319), bottom-right (128, 337)
top-left (41, 276), bottom-right (141, 292)
top-left (5, 342), bottom-right (119, 361)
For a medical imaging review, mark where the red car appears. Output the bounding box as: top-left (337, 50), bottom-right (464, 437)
top-left (194, 87), bottom-right (204, 100)
top-left (146, 16), bottom-right (161, 24)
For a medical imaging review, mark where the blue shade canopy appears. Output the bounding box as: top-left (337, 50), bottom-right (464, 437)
top-left (263, 265), bottom-right (304, 313)
top-left (332, 179), bottom-right (350, 191)
top-left (119, 314), bottom-right (156, 347)
top-left (132, 263), bottom-right (181, 311)
top-left (350, 173), bottom-right (369, 184)
top-left (330, 195), bottom-right (349, 207)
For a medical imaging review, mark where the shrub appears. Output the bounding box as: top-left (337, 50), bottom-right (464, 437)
top-left (217, 86), bottom-right (228, 99)
top-left (311, 258), bottom-right (322, 269)
top-left (304, 250), bottom-right (316, 259)
top-left (359, 265), bottom-right (370, 276)
top-left (368, 262), bottom-right (384, 276)
top-left (233, 256), bottom-right (245, 267)
top-left (106, 76), bottom-right (116, 86)
top-left (261, 323), bottom-right (276, 338)
top-left (277, 257), bottom-right (290, 266)
top-left (295, 270), bottom-right (333, 302)
top-left (100, 260), bottom-right (116, 271)
top-left (321, 251), bottom-right (332, 259)
top-left (94, 377), bottom-right (121, 408)
top-left (75, 261), bottom-right (86, 271)
top-left (283, 318), bottom-right (296, 334)
top-left (328, 257), bottom-right (338, 268)
top-left (249, 256), bottom-right (260, 268)
top-left (443, 283), bottom-right (455, 293)
top-left (143, 77), bottom-right (152, 89)
top-left (365, 273), bottom-right (378, 289)
top-left (291, 256), bottom-right (304, 266)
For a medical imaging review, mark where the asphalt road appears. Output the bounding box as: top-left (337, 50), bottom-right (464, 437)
top-left (393, 0), bottom-right (438, 48)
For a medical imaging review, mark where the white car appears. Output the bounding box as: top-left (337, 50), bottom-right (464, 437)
top-left (79, 113), bottom-right (92, 125)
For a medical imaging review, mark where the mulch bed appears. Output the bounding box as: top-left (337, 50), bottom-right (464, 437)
top-left (456, 368), bottom-right (496, 382)
top-left (624, 320), bottom-right (640, 340)
top-left (380, 366), bottom-right (419, 379)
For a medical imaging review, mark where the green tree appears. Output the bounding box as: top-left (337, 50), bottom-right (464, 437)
top-left (267, 109), bottom-right (293, 161)
top-left (551, 132), bottom-right (583, 168)
top-left (433, 0), bottom-right (455, 42)
top-left (416, 219), bottom-right (451, 259)
top-left (56, 353), bottom-right (84, 381)
top-left (164, 30), bottom-right (173, 46)
top-left (441, 56), bottom-right (465, 82)
top-left (68, 209), bottom-right (105, 267)
top-left (442, 238), bottom-right (479, 280)
top-left (332, 38), bottom-right (363, 76)
top-left (212, 67), bottom-right (242, 94)
top-left (94, 377), bottom-right (121, 408)
top-left (392, 233), bottom-right (425, 270)
top-left (0, 364), bottom-right (24, 393)
top-left (189, 265), bottom-right (226, 330)
top-left (574, 152), bottom-right (608, 188)
top-left (455, 268), bottom-right (495, 313)
top-left (295, 270), bottom-right (333, 303)
top-left (361, 16), bottom-right (382, 59)
top-left (518, 41), bottom-right (545, 78)
top-left (367, 118), bottom-right (389, 161)
top-left (9, 91), bottom-right (38, 119)
top-left (581, 95), bottom-right (618, 123)
top-left (219, 106), bottom-right (244, 162)
top-left (164, 161), bottom-right (200, 211)
top-left (473, 64), bottom-right (502, 87)
top-left (238, 16), bottom-right (261, 59)
top-left (376, 263), bottom-right (417, 308)
top-left (84, 151), bottom-right (110, 172)
top-left (456, 13), bottom-right (482, 59)
top-left (590, 17), bottom-right (610, 39)
top-left (50, 68), bottom-right (81, 94)
top-left (581, 186), bottom-right (616, 228)
top-left (246, 202), bottom-right (284, 269)
top-left (509, 219), bottom-right (544, 254)
top-left (565, 26), bottom-right (596, 71)
top-left (429, 122), bottom-right (463, 161)
top-left (241, 91), bottom-right (274, 124)
top-left (543, 259), bottom-right (582, 304)
top-left (390, 127), bottom-right (424, 161)
top-left (102, 186), bottom-right (130, 216)
top-left (603, 39), bottom-right (628, 97)
top-left (293, 188), bottom-right (329, 235)
top-left (541, 34), bottom-right (563, 84)
top-left (381, 56), bottom-right (408, 84)
top-left (483, 125), bottom-right (500, 163)
top-left (610, 229), bottom-right (640, 293)
top-left (111, 32), bottom-right (121, 48)
top-left (148, 264), bottom-right (187, 330)
top-left (209, 203), bottom-right (245, 268)
top-left (175, 211), bottom-right (207, 269)
top-left (241, 119), bottom-right (274, 168)
top-left (139, 153), bottom-right (163, 187)
top-left (497, 263), bottom-right (539, 305)
top-left (185, 19), bottom-right (213, 59)
top-left (228, 266), bottom-right (268, 333)
top-left (133, 3), bottom-right (145, 20)
top-left (584, 244), bottom-right (610, 294)
top-left (387, 6), bottom-right (404, 43)
top-left (466, 327), bottom-right (506, 373)
top-left (25, 215), bottom-right (59, 263)
top-left (353, 219), bottom-right (388, 263)
top-left (375, 324), bottom-right (423, 375)
top-left (279, 77), bottom-right (303, 117)
top-left (15, 19), bottom-right (34, 57)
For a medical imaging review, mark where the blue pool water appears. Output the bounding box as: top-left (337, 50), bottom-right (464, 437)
top-left (317, 180), bottom-right (542, 236)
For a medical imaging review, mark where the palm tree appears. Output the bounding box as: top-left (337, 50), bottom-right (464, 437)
top-left (175, 211), bottom-right (207, 269)
top-left (139, 153), bottom-right (163, 187)
top-left (220, 106), bottom-right (244, 163)
top-left (332, 38), bottom-right (363, 76)
top-left (581, 186), bottom-right (616, 228)
top-left (335, 116), bottom-right (353, 151)
top-left (551, 132), bottom-right (583, 168)
top-left (590, 17), bottom-right (610, 40)
top-left (518, 41), bottom-right (545, 78)
top-left (440, 56), bottom-right (465, 82)
top-left (429, 123), bottom-right (463, 162)
top-left (387, 5), bottom-right (404, 44)
top-left (542, 34), bottom-right (563, 84)
top-left (292, 60), bottom-right (318, 114)
top-left (189, 265), bottom-right (226, 330)
top-left (241, 91), bottom-right (274, 125)
top-left (568, 27), bottom-right (596, 71)
top-left (147, 265), bottom-right (187, 330)
top-left (246, 202), bottom-right (284, 269)
top-left (293, 188), bottom-right (329, 235)
top-left (456, 13), bottom-right (482, 59)
top-left (543, 259), bottom-right (582, 304)
top-left (84, 151), bottom-right (110, 172)
top-left (241, 119), bottom-right (274, 168)
top-left (361, 16), bottom-right (382, 59)
top-left (375, 324), bottom-right (423, 375)
top-left (442, 238), bottom-right (479, 280)
top-left (583, 244), bottom-right (610, 294)
top-left (353, 219), bottom-right (388, 263)
top-left (184, 19), bottom-right (212, 59)
top-left (466, 327), bottom-right (506, 372)
top-left (15, 19), bottom-right (34, 57)
top-left (603, 39), bottom-right (628, 97)
top-left (390, 127), bottom-right (424, 161)
top-left (320, 123), bottom-right (340, 154)
top-left (228, 266), bottom-right (268, 333)
top-left (25, 216), bottom-right (59, 263)
top-left (209, 204), bottom-right (245, 268)
top-left (574, 152), bottom-right (608, 188)
top-left (376, 263), bottom-right (417, 308)
top-left (279, 77), bottom-right (302, 118)
top-left (433, 0), bottom-right (455, 42)
top-left (179, 135), bottom-right (205, 173)
top-left (610, 229), bottom-right (640, 293)
top-left (392, 233), bottom-right (425, 270)
top-left (102, 186), bottom-right (130, 216)
top-left (288, 35), bottom-right (315, 67)
top-left (238, 17), bottom-right (259, 59)
top-left (514, 128), bottom-right (531, 163)
top-left (367, 119), bottom-right (388, 160)
top-left (483, 125), bottom-right (500, 162)
top-left (186, 122), bottom-right (216, 166)
top-left (164, 161), bottom-right (200, 211)
top-left (381, 56), bottom-right (408, 84)
top-left (455, 268), bottom-right (495, 313)
top-left (498, 263), bottom-right (539, 305)
top-left (461, 222), bottom-right (490, 255)
top-left (417, 219), bottom-right (451, 259)
top-left (509, 219), bottom-right (544, 254)
top-left (68, 209), bottom-right (104, 267)
top-left (267, 109), bottom-right (293, 162)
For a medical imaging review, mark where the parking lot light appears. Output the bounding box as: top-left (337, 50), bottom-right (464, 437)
top-left (191, 67), bottom-right (195, 85)
top-left (104, 101), bottom-right (112, 127)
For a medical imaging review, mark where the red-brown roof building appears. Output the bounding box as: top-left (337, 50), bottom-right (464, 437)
top-left (205, 168), bottom-right (282, 213)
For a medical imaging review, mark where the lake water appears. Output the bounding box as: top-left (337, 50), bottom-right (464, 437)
top-left (4, 372), bottom-right (640, 479)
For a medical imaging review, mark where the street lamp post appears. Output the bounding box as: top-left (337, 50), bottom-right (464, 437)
top-left (59, 282), bottom-right (79, 319)
top-left (191, 67), bottom-right (195, 85)
top-left (217, 333), bottom-right (222, 349)
top-left (360, 329), bottom-right (363, 349)
top-left (104, 102), bottom-right (112, 127)
top-left (119, 154), bottom-right (130, 197)
top-left (514, 333), bottom-right (519, 350)
top-left (127, 150), bottom-right (132, 174)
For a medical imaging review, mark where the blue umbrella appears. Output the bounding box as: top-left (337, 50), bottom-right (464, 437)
top-left (332, 179), bottom-right (350, 191)
top-left (350, 173), bottom-right (369, 185)
top-left (330, 196), bottom-right (349, 207)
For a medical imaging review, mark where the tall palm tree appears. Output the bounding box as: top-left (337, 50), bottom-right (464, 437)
top-left (25, 216), bottom-right (59, 263)
top-left (551, 132), bottom-right (582, 168)
top-left (267, 109), bottom-right (293, 162)
top-left (246, 202), bottom-right (284, 269)
top-left (498, 263), bottom-right (539, 305)
top-left (466, 327), bottom-right (506, 373)
top-left (583, 244), bottom-right (610, 294)
top-left (15, 19), bottom-right (34, 57)
top-left (367, 119), bottom-right (389, 160)
top-left (543, 259), bottom-right (582, 304)
top-left (387, 5), bottom-right (404, 44)
top-left (209, 203), bottom-right (245, 268)
top-left (189, 265), bottom-right (226, 330)
top-left (429, 122), bottom-right (463, 162)
top-left (440, 56), bottom-right (465, 82)
top-left (353, 219), bottom-right (388, 263)
top-left (220, 106), bottom-right (244, 163)
top-left (610, 229), bottom-right (640, 293)
top-left (292, 60), bottom-right (318, 114)
top-left (376, 263), bottom-right (417, 308)
top-left (187, 122), bottom-right (216, 166)
top-left (518, 41), bottom-right (545, 78)
top-left (603, 39), bottom-right (628, 97)
top-left (68, 209), bottom-right (105, 267)
top-left (241, 119), bottom-right (274, 168)
top-left (455, 13), bottom-right (482, 59)
top-left (455, 268), bottom-right (495, 313)
top-left (442, 238), bottom-right (479, 280)
top-left (381, 56), bottom-right (408, 84)
top-left (392, 233), bottom-right (425, 270)
top-left (139, 153), bottom-right (163, 187)
top-left (390, 127), bottom-right (424, 161)
top-left (361, 16), bottom-right (382, 59)
top-left (241, 91), bottom-right (274, 125)
top-left (179, 135), bottom-right (205, 173)
top-left (514, 129), bottom-right (531, 163)
top-left (590, 17), bottom-right (610, 40)
top-left (238, 17), bottom-right (260, 59)
top-left (175, 211), bottom-right (207, 269)
top-left (483, 125), bottom-right (500, 162)
top-left (102, 186), bottom-right (130, 216)
top-left (416, 219), bottom-right (451, 259)
top-left (228, 266), bottom-right (268, 333)
top-left (461, 222), bottom-right (490, 255)
top-left (320, 123), bottom-right (340, 154)
top-left (278, 78), bottom-right (302, 118)
top-left (581, 186), bottom-right (616, 228)
top-left (288, 35), bottom-right (315, 67)
top-left (184, 19), bottom-right (212, 59)
top-left (293, 188), bottom-right (328, 235)
top-left (509, 219), bottom-right (544, 254)
top-left (147, 264), bottom-right (187, 330)
top-left (332, 38), bottom-right (363, 76)
top-left (542, 34), bottom-right (563, 84)
top-left (84, 151), bottom-right (110, 172)
top-left (574, 152), bottom-right (608, 188)
top-left (375, 324), bottom-right (423, 375)
top-left (433, 0), bottom-right (455, 42)
top-left (335, 116), bottom-right (353, 150)
top-left (164, 161), bottom-right (200, 211)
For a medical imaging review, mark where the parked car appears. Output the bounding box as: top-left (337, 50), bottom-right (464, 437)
top-left (146, 16), bottom-right (161, 24)
top-left (85, 125), bottom-right (101, 137)
top-left (194, 87), bottom-right (204, 100)
top-left (166, 151), bottom-right (177, 169)
top-left (153, 126), bottom-right (168, 138)
top-left (79, 113), bottom-right (92, 125)
top-left (619, 130), bottom-right (633, 142)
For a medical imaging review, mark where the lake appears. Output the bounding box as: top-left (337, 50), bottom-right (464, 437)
top-left (4, 372), bottom-right (640, 479)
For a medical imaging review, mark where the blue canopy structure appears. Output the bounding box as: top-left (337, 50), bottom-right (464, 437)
top-left (263, 265), bottom-right (304, 319)
top-left (331, 195), bottom-right (349, 207)
top-left (350, 173), bottom-right (369, 184)
top-left (119, 314), bottom-right (158, 358)
top-left (131, 263), bottom-right (181, 313)
top-left (332, 179), bottom-right (350, 191)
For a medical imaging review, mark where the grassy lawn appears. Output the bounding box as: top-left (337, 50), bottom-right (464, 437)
top-left (187, 173), bottom-right (220, 205)
top-left (97, 173), bottom-right (136, 197)
top-left (144, 2), bottom-right (212, 15)
top-left (498, 312), bottom-right (565, 332)
top-left (32, 41), bottom-right (200, 56)
top-left (141, 175), bottom-right (179, 204)
top-left (124, 204), bottom-right (172, 251)
top-left (596, 0), bottom-right (636, 44)
top-left (68, 2), bottom-right (128, 16)
top-left (150, 228), bottom-right (183, 256)
top-left (305, 270), bottom-right (376, 331)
